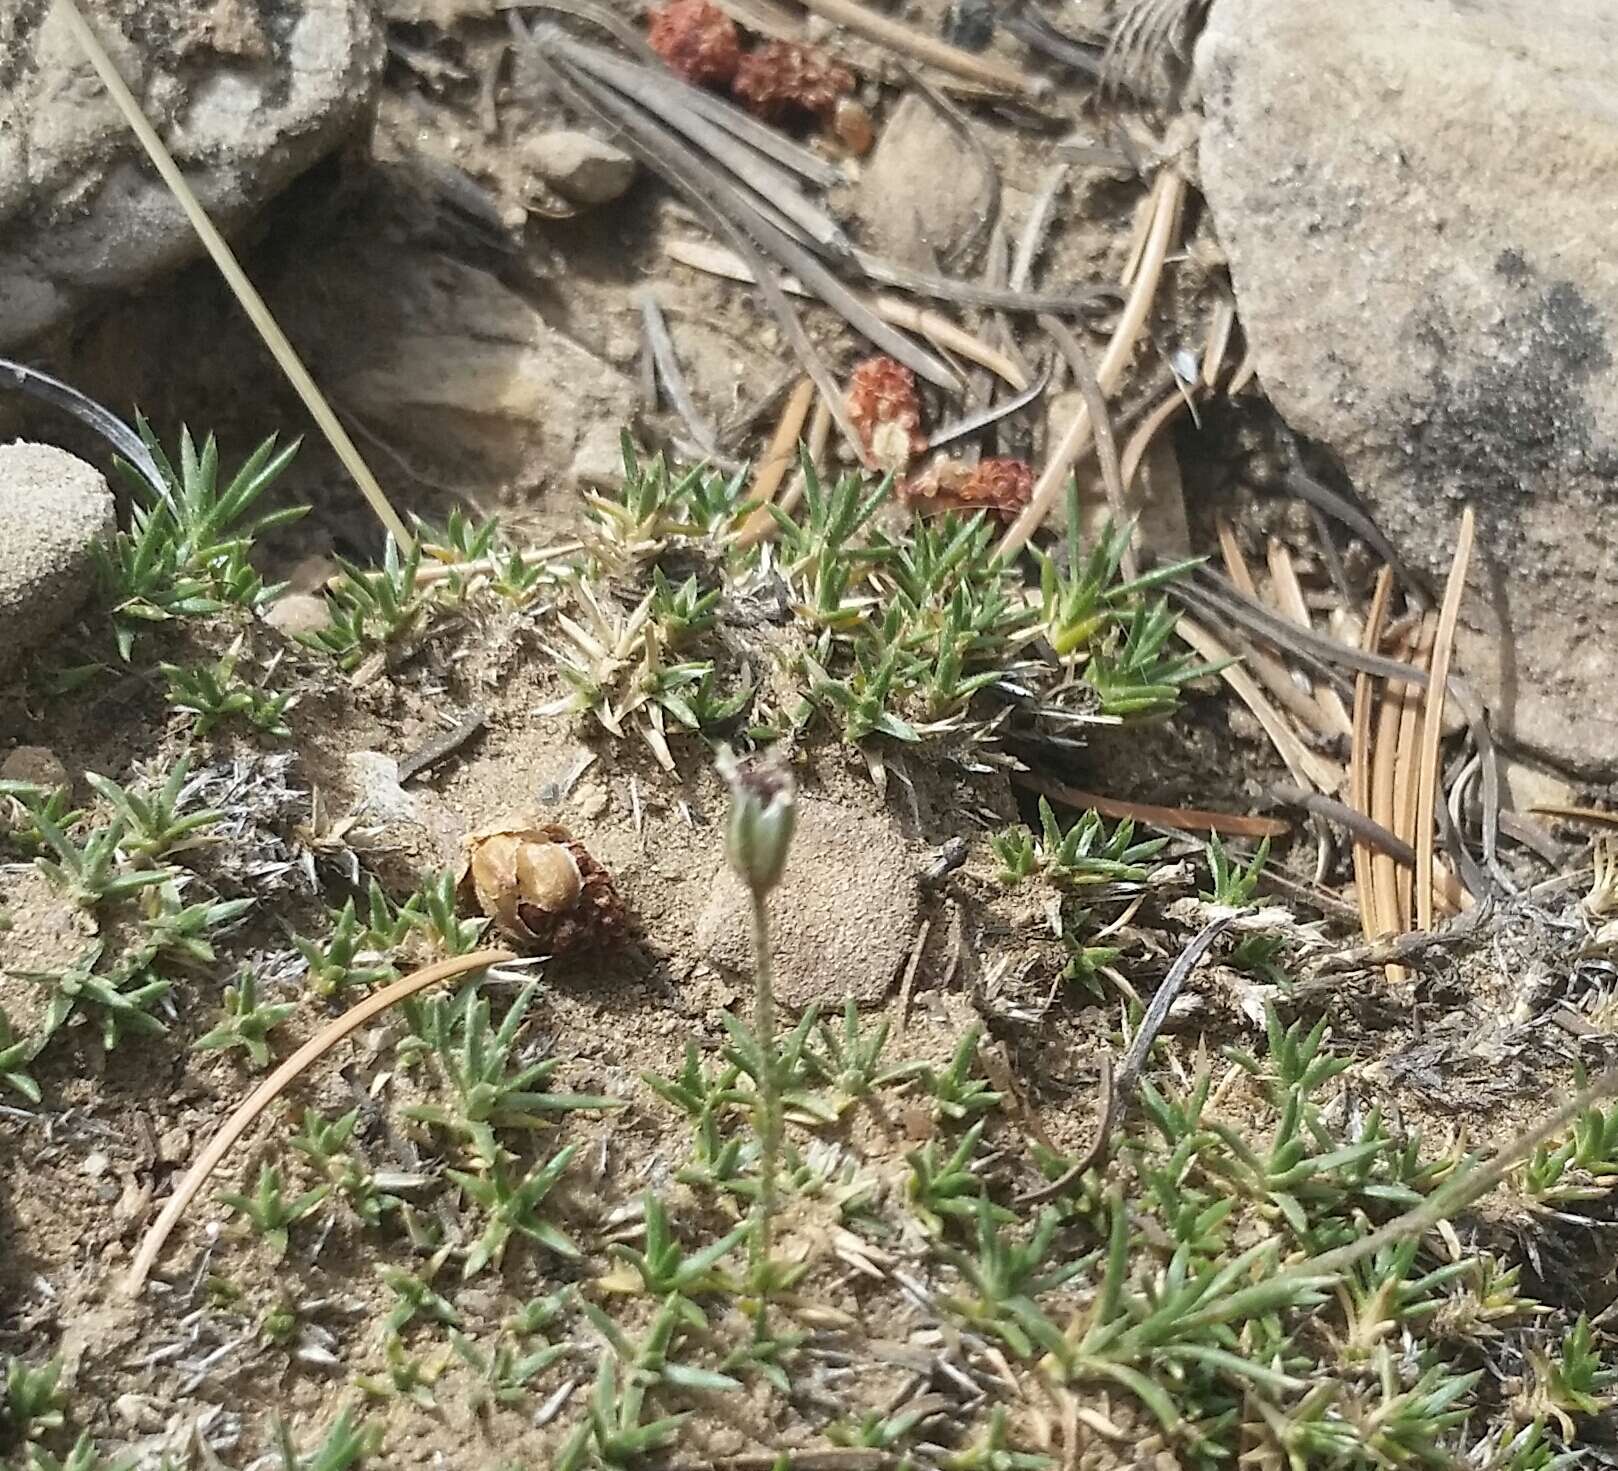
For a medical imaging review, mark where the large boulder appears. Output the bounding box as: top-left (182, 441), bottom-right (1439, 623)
top-left (1195, 0), bottom-right (1618, 772)
top-left (0, 442), bottom-right (115, 679)
top-left (0, 0), bottom-right (383, 348)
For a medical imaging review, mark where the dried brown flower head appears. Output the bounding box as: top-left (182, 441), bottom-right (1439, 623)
top-left (846, 356), bottom-right (927, 475)
top-left (900, 454), bottom-right (1033, 518)
top-left (647, 0), bottom-right (742, 87)
top-left (733, 40), bottom-right (854, 122)
top-left (459, 818), bottom-right (624, 952)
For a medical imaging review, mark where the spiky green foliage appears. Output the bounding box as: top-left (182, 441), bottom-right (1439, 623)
top-left (406, 981), bottom-right (618, 1166)
top-left (218, 1163), bottom-right (329, 1258)
top-left (194, 969), bottom-right (296, 1068)
top-left (302, 538), bottom-right (430, 670)
top-left (12, 794), bottom-right (172, 908)
top-left (94, 421), bottom-right (305, 660)
top-left (4, 1354), bottom-right (65, 1439)
top-left (922, 1026), bottom-right (1004, 1122)
top-left (1202, 831), bottom-right (1271, 905)
top-left (272, 1405), bottom-right (380, 1471)
top-left (1035, 484), bottom-right (1200, 661)
top-left (604, 1194), bottom-right (750, 1302)
top-left (992, 798), bottom-right (1168, 889)
top-left (83, 757), bottom-right (224, 862)
top-left (161, 642), bottom-right (292, 739)
top-left (450, 1146), bottom-right (580, 1276)
top-left (24, 1433), bottom-right (135, 1471)
top-left (17, 941), bottom-right (170, 1048)
top-left (0, 1006), bottom-right (42, 1103)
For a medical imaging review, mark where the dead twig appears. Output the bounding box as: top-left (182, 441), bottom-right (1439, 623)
top-left (662, 235), bottom-right (1110, 317)
top-left (637, 287), bottom-right (718, 455)
top-left (397, 707), bottom-right (489, 783)
top-left (56, 0), bottom-right (412, 549)
top-left (1010, 771), bottom-right (1290, 839)
top-left (1041, 315), bottom-right (1129, 571)
top-left (662, 240), bottom-right (1027, 388)
top-left (736, 378), bottom-right (816, 544)
top-left (126, 948), bottom-right (516, 1295)
top-left (524, 36), bottom-right (874, 454)
top-left (795, 0), bottom-right (1049, 97)
top-left (1174, 616), bottom-right (1345, 795)
top-left (999, 170), bottom-right (1186, 558)
top-left (927, 371), bottom-right (1050, 452)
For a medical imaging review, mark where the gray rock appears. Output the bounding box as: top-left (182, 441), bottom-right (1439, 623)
top-left (262, 591), bottom-right (329, 638)
top-left (0, 443), bottom-right (115, 678)
top-left (694, 798), bottom-right (920, 1010)
top-left (0, 1), bottom-right (383, 348)
top-left (524, 129), bottom-right (637, 206)
top-left (285, 240), bottom-right (637, 488)
top-left (1196, 0), bottom-right (1618, 772)
top-left (851, 94), bottom-right (982, 270)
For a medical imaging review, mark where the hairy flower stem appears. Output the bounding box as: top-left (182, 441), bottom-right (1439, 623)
top-left (750, 886), bottom-right (781, 1314)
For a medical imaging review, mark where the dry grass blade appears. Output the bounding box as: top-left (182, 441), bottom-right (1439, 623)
top-left (1012, 770), bottom-right (1290, 838)
top-left (126, 948), bottom-right (516, 1295)
top-left (796, 0), bottom-right (1048, 97)
top-left (1392, 617), bottom-right (1436, 930)
top-left (1268, 539), bottom-right (1353, 738)
top-left (736, 377), bottom-right (816, 545)
top-left (774, 394), bottom-right (833, 524)
top-left (520, 33), bottom-right (869, 454)
top-left (998, 170), bottom-right (1186, 558)
top-left (661, 236), bottom-right (1102, 320)
top-left (871, 294), bottom-right (1028, 389)
top-left (1104, 0), bottom-right (1205, 94)
top-left (55, 0), bottom-right (412, 549)
top-left (1415, 507), bottom-right (1476, 930)
top-left (927, 371), bottom-right (1050, 451)
top-left (662, 240), bottom-right (1027, 388)
top-left (1216, 517), bottom-right (1259, 599)
top-left (552, 35), bottom-right (853, 254)
top-left (1043, 314), bottom-right (1129, 569)
top-left (1352, 568), bottom-right (1395, 944)
top-left (1176, 616), bottom-right (1346, 795)
top-left (637, 287), bottom-right (717, 454)
top-left (1531, 804), bottom-right (1618, 831)
top-left (1118, 385), bottom-right (1191, 498)
top-left (408, 540), bottom-right (583, 589)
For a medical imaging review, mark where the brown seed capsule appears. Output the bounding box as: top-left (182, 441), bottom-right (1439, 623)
top-left (830, 97), bottom-right (874, 156)
top-left (458, 819), bottom-right (624, 952)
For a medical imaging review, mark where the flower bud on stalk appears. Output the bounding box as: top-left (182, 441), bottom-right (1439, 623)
top-left (717, 748), bottom-right (796, 1302)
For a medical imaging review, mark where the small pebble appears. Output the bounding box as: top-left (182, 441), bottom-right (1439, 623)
top-left (523, 130), bottom-right (637, 207)
top-left (83, 1151), bottom-right (110, 1178)
top-left (263, 591), bottom-right (330, 637)
top-left (0, 744), bottom-right (68, 789)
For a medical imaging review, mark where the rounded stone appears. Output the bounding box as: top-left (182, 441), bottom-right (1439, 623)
top-left (525, 129), bottom-right (638, 206)
top-left (0, 442), bottom-right (115, 680)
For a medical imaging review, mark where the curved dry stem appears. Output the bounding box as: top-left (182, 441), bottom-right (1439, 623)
top-left (125, 947), bottom-right (517, 1296)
